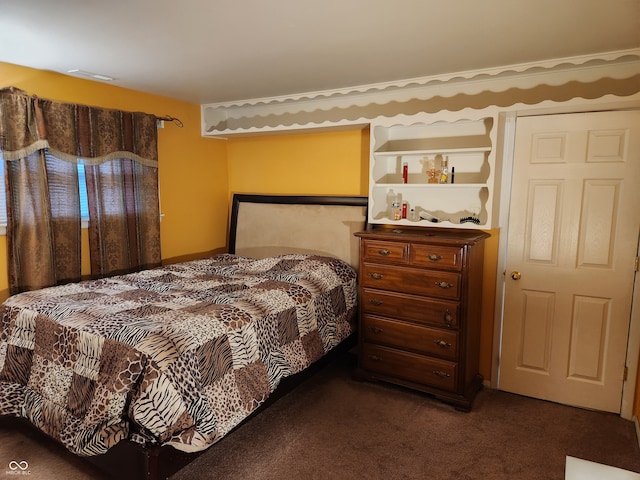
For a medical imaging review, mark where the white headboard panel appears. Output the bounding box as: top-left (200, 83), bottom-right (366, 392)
top-left (229, 194), bottom-right (368, 269)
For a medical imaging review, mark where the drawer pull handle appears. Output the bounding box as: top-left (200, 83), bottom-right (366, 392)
top-left (369, 299), bottom-right (383, 306)
top-left (369, 273), bottom-right (383, 280)
top-left (432, 370), bottom-right (451, 379)
top-left (369, 326), bottom-right (383, 334)
top-left (444, 310), bottom-right (454, 327)
top-left (377, 249), bottom-right (391, 256)
top-left (428, 254), bottom-right (443, 261)
top-left (368, 355), bottom-right (382, 362)
top-left (435, 281), bottom-right (453, 289)
top-left (435, 340), bottom-right (452, 349)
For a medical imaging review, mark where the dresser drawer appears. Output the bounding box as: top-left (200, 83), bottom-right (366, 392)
top-left (362, 288), bottom-right (459, 328)
top-left (361, 343), bottom-right (458, 392)
top-left (363, 315), bottom-right (459, 360)
top-left (410, 244), bottom-right (464, 271)
top-left (361, 263), bottom-right (460, 299)
top-left (362, 240), bottom-right (408, 263)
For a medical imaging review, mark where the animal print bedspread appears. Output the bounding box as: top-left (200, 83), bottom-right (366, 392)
top-left (0, 254), bottom-right (357, 456)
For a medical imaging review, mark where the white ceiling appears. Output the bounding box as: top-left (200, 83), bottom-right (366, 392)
top-left (1, 0), bottom-right (638, 105)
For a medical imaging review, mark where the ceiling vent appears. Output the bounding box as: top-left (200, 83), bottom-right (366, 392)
top-left (67, 69), bottom-right (114, 81)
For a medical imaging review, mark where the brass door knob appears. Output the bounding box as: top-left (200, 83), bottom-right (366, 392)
top-left (511, 271), bottom-right (522, 280)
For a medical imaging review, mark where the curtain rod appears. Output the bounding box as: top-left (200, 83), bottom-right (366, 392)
top-left (155, 115), bottom-right (184, 128)
top-left (2, 86), bottom-right (185, 128)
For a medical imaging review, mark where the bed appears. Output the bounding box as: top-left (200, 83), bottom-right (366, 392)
top-left (0, 193), bottom-right (368, 479)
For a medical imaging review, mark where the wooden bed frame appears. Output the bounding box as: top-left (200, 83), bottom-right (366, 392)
top-left (2, 194), bottom-right (368, 480)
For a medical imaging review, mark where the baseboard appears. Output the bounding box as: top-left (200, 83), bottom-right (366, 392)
top-left (634, 416), bottom-right (640, 450)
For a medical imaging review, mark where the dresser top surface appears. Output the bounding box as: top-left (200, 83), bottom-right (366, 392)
top-left (355, 225), bottom-right (490, 245)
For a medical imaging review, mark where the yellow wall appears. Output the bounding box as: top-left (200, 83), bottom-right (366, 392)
top-left (0, 62), bottom-right (229, 293)
top-left (226, 129), bottom-right (370, 197)
top-left (479, 229), bottom-right (499, 380)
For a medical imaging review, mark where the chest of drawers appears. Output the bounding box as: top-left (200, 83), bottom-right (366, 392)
top-left (354, 226), bottom-right (489, 410)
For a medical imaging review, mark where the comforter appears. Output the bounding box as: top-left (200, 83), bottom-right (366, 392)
top-left (0, 254), bottom-right (357, 456)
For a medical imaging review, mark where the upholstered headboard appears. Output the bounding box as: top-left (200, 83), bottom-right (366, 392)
top-left (228, 194), bottom-right (368, 269)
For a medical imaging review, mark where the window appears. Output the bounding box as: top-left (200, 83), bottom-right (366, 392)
top-left (76, 161), bottom-right (90, 220)
top-left (0, 151), bottom-right (90, 232)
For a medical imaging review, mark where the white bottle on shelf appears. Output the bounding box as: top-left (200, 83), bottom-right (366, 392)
top-left (439, 156), bottom-right (449, 184)
top-left (386, 189), bottom-right (397, 219)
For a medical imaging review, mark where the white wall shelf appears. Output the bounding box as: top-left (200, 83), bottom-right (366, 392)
top-left (368, 114), bottom-right (499, 229)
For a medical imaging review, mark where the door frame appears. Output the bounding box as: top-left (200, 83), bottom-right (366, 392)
top-left (491, 94), bottom-right (640, 420)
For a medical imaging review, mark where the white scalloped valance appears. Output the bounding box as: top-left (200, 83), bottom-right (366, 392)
top-left (202, 49), bottom-right (640, 137)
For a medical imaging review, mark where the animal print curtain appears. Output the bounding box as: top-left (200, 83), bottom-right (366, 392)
top-left (0, 87), bottom-right (161, 293)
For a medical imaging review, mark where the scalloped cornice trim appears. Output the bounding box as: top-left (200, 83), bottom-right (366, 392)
top-left (201, 49), bottom-right (640, 137)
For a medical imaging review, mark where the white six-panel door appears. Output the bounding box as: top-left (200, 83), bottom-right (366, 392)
top-left (499, 110), bottom-right (640, 413)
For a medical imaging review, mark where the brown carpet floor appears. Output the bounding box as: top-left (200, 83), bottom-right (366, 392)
top-left (1, 352), bottom-right (639, 479)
